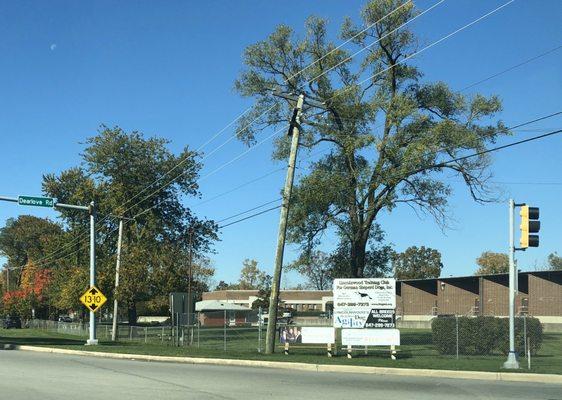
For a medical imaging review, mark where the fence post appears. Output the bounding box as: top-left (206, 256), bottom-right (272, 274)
top-left (176, 312), bottom-right (180, 347)
top-left (258, 307), bottom-right (262, 353)
top-left (455, 315), bottom-right (459, 360)
top-left (523, 315), bottom-right (528, 357)
top-left (197, 319), bottom-right (200, 348)
top-left (224, 309), bottom-right (227, 352)
top-left (145, 326), bottom-right (148, 343)
top-left (527, 337), bottom-right (531, 370)
top-left (161, 326), bottom-right (164, 344)
top-left (129, 325), bottom-right (133, 340)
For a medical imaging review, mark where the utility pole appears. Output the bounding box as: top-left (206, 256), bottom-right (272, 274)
top-left (111, 218), bottom-right (124, 341)
top-left (265, 93), bottom-right (305, 354)
top-left (503, 199), bottom-right (519, 369)
top-left (187, 228), bottom-right (194, 326)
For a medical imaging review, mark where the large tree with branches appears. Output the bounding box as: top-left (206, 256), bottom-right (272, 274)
top-left (235, 0), bottom-right (508, 278)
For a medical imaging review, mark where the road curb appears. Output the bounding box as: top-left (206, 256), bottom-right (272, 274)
top-left (13, 345), bottom-right (562, 384)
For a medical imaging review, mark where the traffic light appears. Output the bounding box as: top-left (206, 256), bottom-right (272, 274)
top-left (519, 205), bottom-right (540, 248)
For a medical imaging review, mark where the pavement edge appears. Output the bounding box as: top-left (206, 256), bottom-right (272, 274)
top-left (11, 344), bottom-right (562, 384)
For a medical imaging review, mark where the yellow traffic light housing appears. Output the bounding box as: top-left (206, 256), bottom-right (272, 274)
top-left (519, 205), bottom-right (540, 248)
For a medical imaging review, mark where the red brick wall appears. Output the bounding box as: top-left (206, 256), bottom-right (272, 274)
top-left (481, 277), bottom-right (527, 316)
top-left (529, 274), bottom-right (562, 316)
top-left (437, 279), bottom-right (479, 315)
top-left (401, 282), bottom-right (437, 315)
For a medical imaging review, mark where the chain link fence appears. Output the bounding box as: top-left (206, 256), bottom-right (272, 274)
top-left (19, 312), bottom-right (561, 372)
top-left (27, 309), bottom-right (266, 351)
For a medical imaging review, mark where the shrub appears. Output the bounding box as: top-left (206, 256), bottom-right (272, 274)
top-left (431, 316), bottom-right (542, 356)
top-left (497, 317), bottom-right (543, 356)
top-left (431, 317), bottom-right (457, 355)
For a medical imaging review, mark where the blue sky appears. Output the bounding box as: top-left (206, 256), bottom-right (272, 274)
top-left (0, 0), bottom-right (561, 287)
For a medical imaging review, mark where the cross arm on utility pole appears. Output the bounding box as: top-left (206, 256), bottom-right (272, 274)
top-left (269, 89), bottom-right (328, 110)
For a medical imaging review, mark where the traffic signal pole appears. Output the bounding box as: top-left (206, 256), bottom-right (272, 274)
top-left (503, 199), bottom-right (519, 369)
top-left (503, 199), bottom-right (540, 369)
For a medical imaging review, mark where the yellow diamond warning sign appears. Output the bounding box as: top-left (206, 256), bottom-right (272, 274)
top-left (79, 286), bottom-right (107, 313)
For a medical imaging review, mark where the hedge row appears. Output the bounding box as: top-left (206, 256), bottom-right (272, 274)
top-left (431, 316), bottom-right (543, 356)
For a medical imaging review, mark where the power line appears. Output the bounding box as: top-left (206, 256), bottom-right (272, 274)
top-left (309, 0), bottom-right (447, 84)
top-left (106, 2), bottom-right (442, 226)
top-left (216, 198), bottom-right (282, 224)
top-left (12, 1), bottom-right (514, 268)
top-left (437, 128), bottom-right (562, 167)
top-left (130, 0), bottom-right (498, 223)
top-left (218, 205), bottom-right (282, 229)
top-left (219, 114), bottom-right (562, 225)
top-left (12, 114), bottom-right (562, 270)
top-left (355, 0), bottom-right (515, 89)
top-left (492, 181), bottom-right (562, 186)
top-left (83, 2), bottom-right (414, 229)
top-left (460, 44), bottom-right (562, 92)
top-left (192, 147), bottom-right (329, 209)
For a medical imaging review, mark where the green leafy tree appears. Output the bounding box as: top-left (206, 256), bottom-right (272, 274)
top-left (475, 251), bottom-right (508, 275)
top-left (392, 246), bottom-right (442, 280)
top-left (238, 259), bottom-right (270, 290)
top-left (0, 216), bottom-right (59, 265)
top-left (0, 216), bottom-right (63, 286)
top-left (547, 252), bottom-right (562, 271)
top-left (215, 280), bottom-right (237, 291)
top-left (288, 250), bottom-right (332, 290)
top-left (42, 126), bottom-right (217, 322)
top-left (234, 0), bottom-right (508, 277)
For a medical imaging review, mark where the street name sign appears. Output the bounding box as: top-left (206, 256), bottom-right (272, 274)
top-left (333, 278), bottom-right (396, 328)
top-left (18, 196), bottom-right (54, 208)
top-left (80, 286), bottom-right (107, 313)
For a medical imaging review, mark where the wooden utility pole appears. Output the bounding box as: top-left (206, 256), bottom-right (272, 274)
top-left (187, 228), bottom-right (194, 326)
top-left (111, 218), bottom-right (124, 341)
top-left (265, 93), bottom-right (305, 354)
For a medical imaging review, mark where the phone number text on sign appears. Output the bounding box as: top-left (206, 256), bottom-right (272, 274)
top-left (333, 278), bottom-right (396, 328)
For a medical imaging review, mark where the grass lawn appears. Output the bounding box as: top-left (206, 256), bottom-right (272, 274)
top-left (2, 327), bottom-right (561, 375)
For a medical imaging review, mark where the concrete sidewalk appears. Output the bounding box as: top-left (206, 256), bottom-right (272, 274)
top-left (8, 344), bottom-right (562, 384)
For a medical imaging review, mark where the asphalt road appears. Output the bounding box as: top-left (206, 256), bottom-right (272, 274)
top-left (0, 351), bottom-right (561, 400)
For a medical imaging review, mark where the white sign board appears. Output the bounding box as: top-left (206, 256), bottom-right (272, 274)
top-left (301, 327), bottom-right (335, 344)
top-left (342, 328), bottom-right (400, 346)
top-left (333, 278), bottom-right (396, 328)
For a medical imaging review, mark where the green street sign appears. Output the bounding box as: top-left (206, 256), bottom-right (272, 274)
top-left (18, 195), bottom-right (55, 208)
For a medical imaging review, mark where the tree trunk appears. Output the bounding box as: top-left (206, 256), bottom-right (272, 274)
top-left (350, 233), bottom-right (369, 278)
top-left (127, 303), bottom-right (137, 325)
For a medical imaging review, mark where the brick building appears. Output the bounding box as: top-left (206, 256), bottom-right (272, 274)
top-left (202, 270), bottom-right (562, 325)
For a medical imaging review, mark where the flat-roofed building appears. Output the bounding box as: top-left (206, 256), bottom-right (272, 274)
top-left (202, 290), bottom-right (333, 312)
top-left (481, 273), bottom-right (528, 317)
top-left (528, 271), bottom-right (562, 318)
top-left (201, 270), bottom-right (562, 326)
top-left (399, 279), bottom-right (438, 317)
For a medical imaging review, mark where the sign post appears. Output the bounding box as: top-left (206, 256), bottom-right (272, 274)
top-left (86, 201), bottom-right (98, 345)
top-left (0, 194), bottom-right (97, 345)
